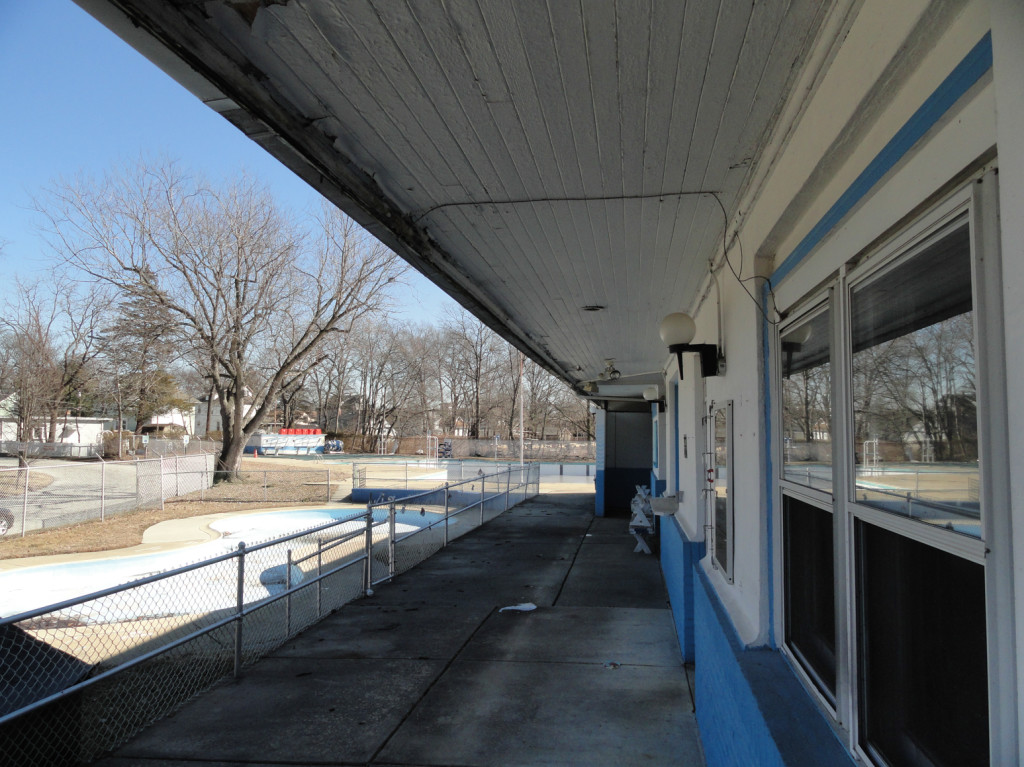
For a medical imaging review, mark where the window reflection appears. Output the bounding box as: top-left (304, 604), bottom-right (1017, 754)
top-left (781, 309), bottom-right (832, 493)
top-left (712, 403), bottom-right (732, 578)
top-left (850, 223), bottom-right (980, 537)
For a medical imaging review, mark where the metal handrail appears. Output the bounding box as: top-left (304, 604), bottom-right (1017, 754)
top-left (0, 463), bottom-right (540, 735)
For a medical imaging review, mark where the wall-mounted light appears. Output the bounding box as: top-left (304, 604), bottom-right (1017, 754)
top-left (642, 385), bottom-right (665, 411)
top-left (659, 312), bottom-right (721, 379)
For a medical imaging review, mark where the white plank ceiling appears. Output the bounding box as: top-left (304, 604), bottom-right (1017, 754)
top-left (81, 0), bottom-right (830, 391)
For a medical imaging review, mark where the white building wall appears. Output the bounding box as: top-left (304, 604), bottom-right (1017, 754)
top-left (991, 0), bottom-right (1024, 753)
top-left (662, 0), bottom-right (1018, 761)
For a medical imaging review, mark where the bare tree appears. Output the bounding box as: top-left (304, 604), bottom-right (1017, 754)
top-left (38, 159), bottom-right (405, 474)
top-left (442, 306), bottom-right (502, 438)
top-left (0, 278), bottom-right (108, 460)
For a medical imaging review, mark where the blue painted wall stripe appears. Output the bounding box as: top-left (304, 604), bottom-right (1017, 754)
top-left (770, 32), bottom-right (993, 287)
top-left (762, 280), bottom-right (776, 647)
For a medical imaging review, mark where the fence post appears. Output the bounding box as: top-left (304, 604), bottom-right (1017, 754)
top-left (316, 539), bottom-right (323, 618)
top-left (363, 502), bottom-right (374, 595)
top-left (327, 468), bottom-right (332, 503)
top-left (100, 461), bottom-right (106, 522)
top-left (159, 455), bottom-right (165, 511)
top-left (285, 549), bottom-right (293, 636)
top-left (505, 465), bottom-right (511, 511)
top-left (388, 503), bottom-right (397, 579)
top-left (480, 475), bottom-right (485, 526)
top-left (443, 483), bottom-right (450, 546)
top-left (234, 542), bottom-right (246, 678)
top-left (21, 465), bottom-right (29, 538)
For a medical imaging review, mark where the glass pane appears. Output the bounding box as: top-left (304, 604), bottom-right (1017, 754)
top-left (850, 223), bottom-right (980, 537)
top-left (781, 309), bottom-right (832, 493)
top-left (857, 521), bottom-right (988, 767)
top-left (784, 495), bottom-right (836, 701)
top-left (713, 406), bottom-right (730, 575)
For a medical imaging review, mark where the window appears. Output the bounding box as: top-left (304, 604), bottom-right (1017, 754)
top-left (776, 190), bottom-right (993, 767)
top-left (652, 409), bottom-right (659, 469)
top-left (781, 307), bottom-right (832, 493)
top-left (783, 495), bottom-right (836, 702)
top-left (850, 221), bottom-right (979, 537)
top-left (710, 401), bottom-right (733, 579)
top-left (856, 521), bottom-right (988, 766)
top-left (674, 382), bottom-right (680, 496)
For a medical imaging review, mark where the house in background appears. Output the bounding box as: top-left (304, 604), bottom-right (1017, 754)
top-left (138, 407), bottom-right (195, 436)
top-left (193, 392), bottom-right (255, 437)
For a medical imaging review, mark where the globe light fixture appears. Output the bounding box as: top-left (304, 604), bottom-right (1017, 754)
top-left (659, 312), bottom-right (721, 378)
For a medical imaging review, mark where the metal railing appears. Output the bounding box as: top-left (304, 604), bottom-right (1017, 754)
top-left (0, 463), bottom-right (540, 766)
top-left (352, 460), bottom-right (511, 492)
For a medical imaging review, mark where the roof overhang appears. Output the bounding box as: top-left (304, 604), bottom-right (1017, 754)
top-left (77, 0), bottom-right (834, 394)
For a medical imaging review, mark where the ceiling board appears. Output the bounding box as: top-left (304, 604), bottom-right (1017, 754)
top-left (80, 0), bottom-right (831, 388)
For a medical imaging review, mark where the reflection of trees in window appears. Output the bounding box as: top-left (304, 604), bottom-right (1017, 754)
top-left (781, 308), bottom-right (832, 490)
top-left (783, 365), bottom-right (831, 445)
top-left (852, 313), bottom-right (976, 463)
top-left (850, 222), bottom-right (977, 468)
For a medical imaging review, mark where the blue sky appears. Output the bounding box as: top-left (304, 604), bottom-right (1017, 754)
top-left (0, 0), bottom-right (453, 317)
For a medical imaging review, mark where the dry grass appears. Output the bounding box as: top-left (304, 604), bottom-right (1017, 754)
top-left (0, 469), bottom-right (55, 498)
top-left (0, 500), bottom-right (313, 560)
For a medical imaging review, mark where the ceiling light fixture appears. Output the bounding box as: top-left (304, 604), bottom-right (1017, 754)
top-left (599, 359), bottom-right (621, 381)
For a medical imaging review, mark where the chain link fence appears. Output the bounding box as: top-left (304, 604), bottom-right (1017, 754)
top-left (0, 441), bottom-right (101, 460)
top-left (167, 470), bottom-right (342, 505)
top-left (0, 459), bottom-right (349, 538)
top-left (0, 456), bottom-right (214, 537)
top-left (386, 436), bottom-right (594, 462)
top-left (0, 464), bottom-right (540, 766)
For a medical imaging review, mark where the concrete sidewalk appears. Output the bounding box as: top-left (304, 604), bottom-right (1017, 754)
top-left (95, 491), bottom-right (704, 767)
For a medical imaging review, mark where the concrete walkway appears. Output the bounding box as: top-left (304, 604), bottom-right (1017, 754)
top-left (94, 491), bottom-right (704, 767)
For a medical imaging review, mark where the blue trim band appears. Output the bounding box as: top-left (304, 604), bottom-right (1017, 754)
top-left (771, 32), bottom-right (993, 287)
top-left (762, 281), bottom-right (775, 646)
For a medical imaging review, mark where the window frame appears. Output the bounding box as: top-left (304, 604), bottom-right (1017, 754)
top-left (778, 296), bottom-right (834, 505)
top-left (708, 399), bottom-right (734, 582)
top-left (842, 198), bottom-right (985, 564)
top-left (777, 294), bottom-right (841, 720)
top-left (774, 181), bottom-right (1005, 764)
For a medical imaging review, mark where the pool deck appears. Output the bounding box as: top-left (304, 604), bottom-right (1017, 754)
top-left (93, 486), bottom-right (704, 767)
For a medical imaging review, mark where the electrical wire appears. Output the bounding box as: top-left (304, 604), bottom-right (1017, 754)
top-left (704, 192), bottom-right (781, 327)
top-left (415, 188), bottom-right (781, 326)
